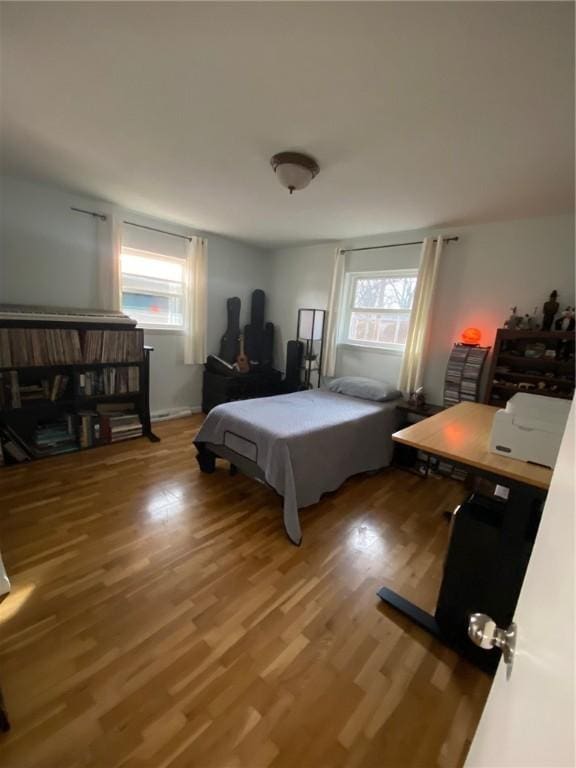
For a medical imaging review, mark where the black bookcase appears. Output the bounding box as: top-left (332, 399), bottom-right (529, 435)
top-left (0, 319), bottom-right (158, 466)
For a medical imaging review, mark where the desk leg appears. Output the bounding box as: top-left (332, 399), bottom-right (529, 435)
top-left (378, 483), bottom-right (544, 675)
top-left (0, 686), bottom-right (10, 732)
top-left (377, 585), bottom-right (498, 674)
top-left (376, 587), bottom-right (440, 637)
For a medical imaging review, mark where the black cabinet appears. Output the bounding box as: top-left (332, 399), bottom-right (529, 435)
top-left (201, 368), bottom-right (282, 413)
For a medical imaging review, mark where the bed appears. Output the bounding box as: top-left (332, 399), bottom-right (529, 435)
top-left (194, 388), bottom-right (401, 544)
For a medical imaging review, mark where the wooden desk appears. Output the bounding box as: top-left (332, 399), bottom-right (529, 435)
top-left (378, 402), bottom-right (550, 673)
top-left (393, 402), bottom-right (551, 490)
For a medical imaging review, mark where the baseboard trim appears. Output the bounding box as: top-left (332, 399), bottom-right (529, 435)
top-left (151, 406), bottom-right (202, 423)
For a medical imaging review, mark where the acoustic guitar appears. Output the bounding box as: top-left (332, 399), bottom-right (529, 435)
top-left (235, 334), bottom-right (250, 374)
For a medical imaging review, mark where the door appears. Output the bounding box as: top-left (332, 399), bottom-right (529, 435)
top-left (466, 399), bottom-right (575, 767)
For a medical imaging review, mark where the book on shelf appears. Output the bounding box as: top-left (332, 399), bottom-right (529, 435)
top-left (95, 404), bottom-right (143, 443)
top-left (0, 425), bottom-right (34, 462)
top-left (78, 366), bottom-right (140, 396)
top-left (50, 375), bottom-right (70, 401)
top-left (76, 411), bottom-right (105, 449)
top-left (0, 371), bottom-right (70, 409)
top-left (109, 414), bottom-right (143, 443)
top-left (1, 436), bottom-right (30, 463)
top-left (0, 371), bottom-right (21, 408)
top-left (33, 417), bottom-right (78, 457)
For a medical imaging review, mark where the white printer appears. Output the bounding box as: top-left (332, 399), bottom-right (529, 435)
top-left (490, 393), bottom-right (571, 468)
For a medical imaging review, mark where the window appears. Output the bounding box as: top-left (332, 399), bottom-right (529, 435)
top-left (121, 247), bottom-right (185, 330)
top-left (343, 270), bottom-right (418, 350)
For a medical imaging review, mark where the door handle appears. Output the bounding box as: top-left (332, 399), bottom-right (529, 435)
top-left (468, 613), bottom-right (517, 668)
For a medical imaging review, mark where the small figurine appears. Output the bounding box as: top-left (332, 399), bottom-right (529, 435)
top-left (415, 387), bottom-right (426, 409)
top-left (542, 290), bottom-right (559, 331)
top-left (504, 306), bottom-right (519, 329)
top-left (519, 314), bottom-right (533, 330)
top-left (555, 307), bottom-right (575, 361)
top-left (555, 307), bottom-right (575, 332)
top-left (409, 387), bottom-right (426, 409)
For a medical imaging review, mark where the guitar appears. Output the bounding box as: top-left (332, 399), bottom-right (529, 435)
top-left (219, 297), bottom-right (241, 364)
top-left (235, 334), bottom-right (250, 374)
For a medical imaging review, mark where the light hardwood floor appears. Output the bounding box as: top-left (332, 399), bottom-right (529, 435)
top-left (0, 416), bottom-right (491, 768)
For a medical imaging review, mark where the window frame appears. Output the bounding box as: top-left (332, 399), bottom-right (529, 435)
top-left (120, 246), bottom-right (187, 333)
top-left (340, 268), bottom-right (418, 353)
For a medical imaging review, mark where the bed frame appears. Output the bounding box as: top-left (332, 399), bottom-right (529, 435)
top-left (196, 433), bottom-right (268, 485)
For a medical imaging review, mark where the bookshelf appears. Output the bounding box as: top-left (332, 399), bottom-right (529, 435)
top-left (484, 328), bottom-right (575, 407)
top-left (0, 320), bottom-right (159, 466)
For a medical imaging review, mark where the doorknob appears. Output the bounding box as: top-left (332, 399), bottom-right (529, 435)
top-left (468, 613), bottom-right (517, 666)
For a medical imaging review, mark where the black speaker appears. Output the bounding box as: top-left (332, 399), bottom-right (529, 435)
top-left (283, 340), bottom-right (304, 392)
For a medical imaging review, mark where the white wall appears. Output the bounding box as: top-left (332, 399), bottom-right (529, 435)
top-left (0, 176), bottom-right (271, 414)
top-left (268, 215), bottom-right (575, 404)
top-left (2, 175), bottom-right (573, 410)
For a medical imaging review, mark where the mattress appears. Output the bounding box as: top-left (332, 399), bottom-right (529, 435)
top-left (194, 389), bottom-right (401, 544)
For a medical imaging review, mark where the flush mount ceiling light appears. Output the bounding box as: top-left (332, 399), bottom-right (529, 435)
top-left (270, 151), bottom-right (320, 194)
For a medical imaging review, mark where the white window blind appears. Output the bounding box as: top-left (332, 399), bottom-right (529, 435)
top-left (120, 247), bottom-right (185, 330)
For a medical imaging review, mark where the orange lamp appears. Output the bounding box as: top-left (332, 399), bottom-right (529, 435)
top-left (461, 327), bottom-right (482, 346)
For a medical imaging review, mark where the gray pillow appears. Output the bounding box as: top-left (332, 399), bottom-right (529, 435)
top-left (327, 376), bottom-right (401, 402)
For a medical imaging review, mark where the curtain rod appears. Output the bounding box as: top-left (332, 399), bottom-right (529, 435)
top-left (70, 206), bottom-right (107, 221)
top-left (123, 220), bottom-right (193, 242)
top-left (341, 236), bottom-right (459, 254)
top-left (71, 206), bottom-right (456, 250)
top-left (70, 207), bottom-right (193, 242)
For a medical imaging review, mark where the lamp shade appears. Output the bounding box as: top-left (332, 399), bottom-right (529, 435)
top-left (275, 163), bottom-right (314, 192)
top-left (299, 310), bottom-right (315, 339)
top-left (461, 327), bottom-right (482, 345)
top-left (312, 312), bottom-right (324, 340)
top-left (298, 309), bottom-right (325, 340)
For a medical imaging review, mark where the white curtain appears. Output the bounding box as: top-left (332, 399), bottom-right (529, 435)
top-left (322, 247), bottom-right (346, 378)
top-left (398, 236), bottom-right (444, 396)
top-left (184, 236), bottom-right (208, 365)
top-left (96, 213), bottom-right (122, 311)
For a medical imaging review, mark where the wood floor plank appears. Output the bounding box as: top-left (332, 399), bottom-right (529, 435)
top-left (0, 415), bottom-right (491, 767)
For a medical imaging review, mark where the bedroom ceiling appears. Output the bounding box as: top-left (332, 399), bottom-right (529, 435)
top-left (1, 2), bottom-right (574, 247)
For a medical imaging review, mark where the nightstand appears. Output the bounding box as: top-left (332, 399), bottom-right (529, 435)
top-left (396, 400), bottom-right (445, 425)
top-left (394, 401), bottom-right (445, 475)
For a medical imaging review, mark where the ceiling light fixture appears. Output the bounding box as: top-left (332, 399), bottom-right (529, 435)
top-left (270, 151), bottom-right (320, 194)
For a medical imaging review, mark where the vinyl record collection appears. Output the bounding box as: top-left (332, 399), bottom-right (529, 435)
top-left (83, 330), bottom-right (144, 364)
top-left (0, 328), bottom-right (144, 367)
